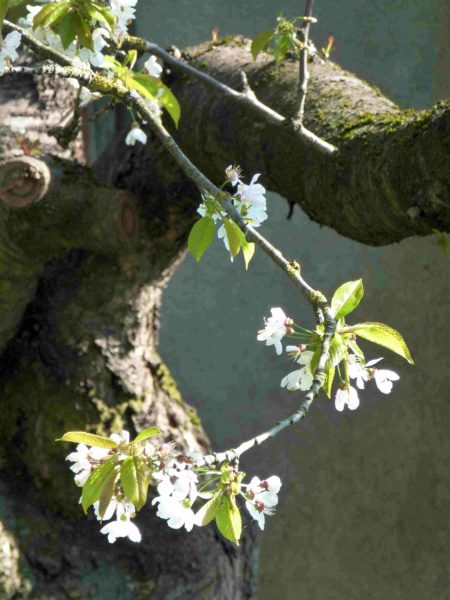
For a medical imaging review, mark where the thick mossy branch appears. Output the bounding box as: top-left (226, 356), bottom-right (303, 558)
top-left (168, 38), bottom-right (450, 245)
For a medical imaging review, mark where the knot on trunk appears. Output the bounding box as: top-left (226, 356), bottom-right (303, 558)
top-left (0, 156), bottom-right (51, 208)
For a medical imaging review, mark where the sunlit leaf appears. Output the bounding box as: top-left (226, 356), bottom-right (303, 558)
top-left (120, 457), bottom-right (139, 505)
top-left (81, 460), bottom-right (116, 513)
top-left (352, 322), bottom-right (414, 364)
top-left (331, 279), bottom-right (364, 319)
top-left (132, 426), bottom-right (161, 444)
top-left (251, 28), bottom-right (274, 60)
top-left (194, 494), bottom-right (221, 526)
top-left (188, 216), bottom-right (215, 262)
top-left (324, 366), bottom-right (335, 399)
top-left (57, 432), bottom-right (118, 449)
top-left (215, 495), bottom-right (242, 545)
top-left (97, 466), bottom-right (119, 519)
top-left (223, 218), bottom-right (241, 259)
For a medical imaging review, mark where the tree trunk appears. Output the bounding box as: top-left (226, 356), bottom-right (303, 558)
top-left (0, 66), bottom-right (256, 599)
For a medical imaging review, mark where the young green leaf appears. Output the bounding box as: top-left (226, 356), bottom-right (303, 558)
top-left (352, 322), bottom-right (414, 364)
top-left (331, 279), bottom-right (364, 319)
top-left (33, 0), bottom-right (70, 29)
top-left (347, 338), bottom-right (365, 360)
top-left (130, 74), bottom-right (181, 127)
top-left (215, 495), bottom-right (242, 545)
top-left (72, 12), bottom-right (93, 50)
top-left (326, 332), bottom-right (346, 368)
top-left (132, 426), bottom-right (161, 444)
top-left (81, 460), bottom-right (116, 513)
top-left (120, 457), bottom-right (139, 505)
top-left (324, 366), bottom-right (335, 399)
top-left (194, 493), bottom-right (221, 526)
top-left (58, 13), bottom-right (77, 49)
top-left (251, 28), bottom-right (274, 60)
top-left (133, 456), bottom-right (152, 510)
top-left (57, 431), bottom-right (118, 449)
top-left (223, 218), bottom-right (242, 259)
top-left (241, 240), bottom-right (255, 270)
top-left (188, 216), bottom-right (215, 262)
top-left (97, 466), bottom-right (119, 519)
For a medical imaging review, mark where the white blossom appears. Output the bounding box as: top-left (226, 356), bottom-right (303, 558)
top-left (125, 125), bottom-right (147, 146)
top-left (245, 475), bottom-right (281, 530)
top-left (348, 355), bottom-right (382, 389)
top-left (225, 164), bottom-right (242, 187)
top-left (100, 517), bottom-right (141, 543)
top-left (144, 55), bottom-right (163, 78)
top-left (156, 464), bottom-right (198, 502)
top-left (152, 496), bottom-right (195, 531)
top-left (372, 368), bottom-right (400, 394)
top-left (99, 499), bottom-right (140, 543)
top-left (257, 307), bottom-right (293, 355)
top-left (280, 350), bottom-right (314, 391)
top-left (235, 173), bottom-right (267, 226)
top-left (0, 31), bottom-right (22, 75)
top-left (335, 385), bottom-right (360, 412)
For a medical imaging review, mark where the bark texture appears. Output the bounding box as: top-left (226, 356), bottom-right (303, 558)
top-left (0, 67), bottom-right (257, 599)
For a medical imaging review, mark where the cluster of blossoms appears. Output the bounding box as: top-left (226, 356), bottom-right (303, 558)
top-left (64, 428), bottom-right (282, 544)
top-left (257, 307), bottom-right (400, 411)
top-left (196, 164), bottom-right (268, 254)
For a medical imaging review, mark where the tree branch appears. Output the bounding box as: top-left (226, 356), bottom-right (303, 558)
top-left (166, 37), bottom-right (450, 245)
top-left (123, 35), bottom-right (336, 154)
top-left (296, 0), bottom-right (316, 124)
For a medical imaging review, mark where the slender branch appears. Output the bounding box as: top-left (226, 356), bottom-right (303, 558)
top-left (297, 0), bottom-right (316, 124)
top-left (123, 35), bottom-right (336, 155)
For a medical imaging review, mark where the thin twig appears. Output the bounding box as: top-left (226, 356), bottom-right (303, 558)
top-left (123, 35), bottom-right (336, 155)
top-left (297, 0), bottom-right (316, 124)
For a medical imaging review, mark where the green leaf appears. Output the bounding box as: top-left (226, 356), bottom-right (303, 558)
top-left (133, 456), bottom-right (152, 510)
top-left (81, 460), bottom-right (116, 513)
top-left (215, 495), bottom-right (242, 545)
top-left (251, 28), bottom-right (274, 60)
top-left (324, 366), bottom-right (335, 399)
top-left (130, 74), bottom-right (181, 127)
top-left (58, 13), bottom-right (77, 49)
top-left (57, 431), bottom-right (118, 449)
top-left (347, 338), bottom-right (365, 360)
top-left (33, 1), bottom-right (70, 29)
top-left (223, 218), bottom-right (241, 259)
top-left (91, 2), bottom-right (115, 28)
top-left (97, 466), bottom-right (119, 519)
top-left (331, 279), bottom-right (364, 319)
top-left (352, 322), bottom-right (414, 364)
top-left (132, 426), bottom-right (161, 444)
top-left (72, 11), bottom-right (93, 50)
top-left (120, 457), bottom-right (139, 505)
top-left (194, 494), bottom-right (221, 526)
top-left (272, 33), bottom-right (292, 63)
top-left (188, 216), bottom-right (215, 262)
top-left (124, 49), bottom-right (137, 69)
top-left (326, 332), bottom-right (346, 369)
top-left (241, 240), bottom-right (255, 270)
top-left (82, 3), bottom-right (114, 28)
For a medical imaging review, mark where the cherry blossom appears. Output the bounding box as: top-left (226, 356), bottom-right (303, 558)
top-left (0, 31), bottom-right (22, 75)
top-left (257, 307), bottom-right (293, 355)
top-left (245, 475), bottom-right (281, 530)
top-left (99, 499), bottom-right (140, 543)
top-left (334, 385), bottom-right (360, 411)
top-left (152, 496), bottom-right (195, 531)
top-left (225, 164), bottom-right (243, 187)
top-left (372, 368), bottom-right (400, 394)
top-left (144, 55), bottom-right (163, 78)
top-left (280, 350), bottom-right (314, 391)
top-left (125, 125), bottom-right (147, 146)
